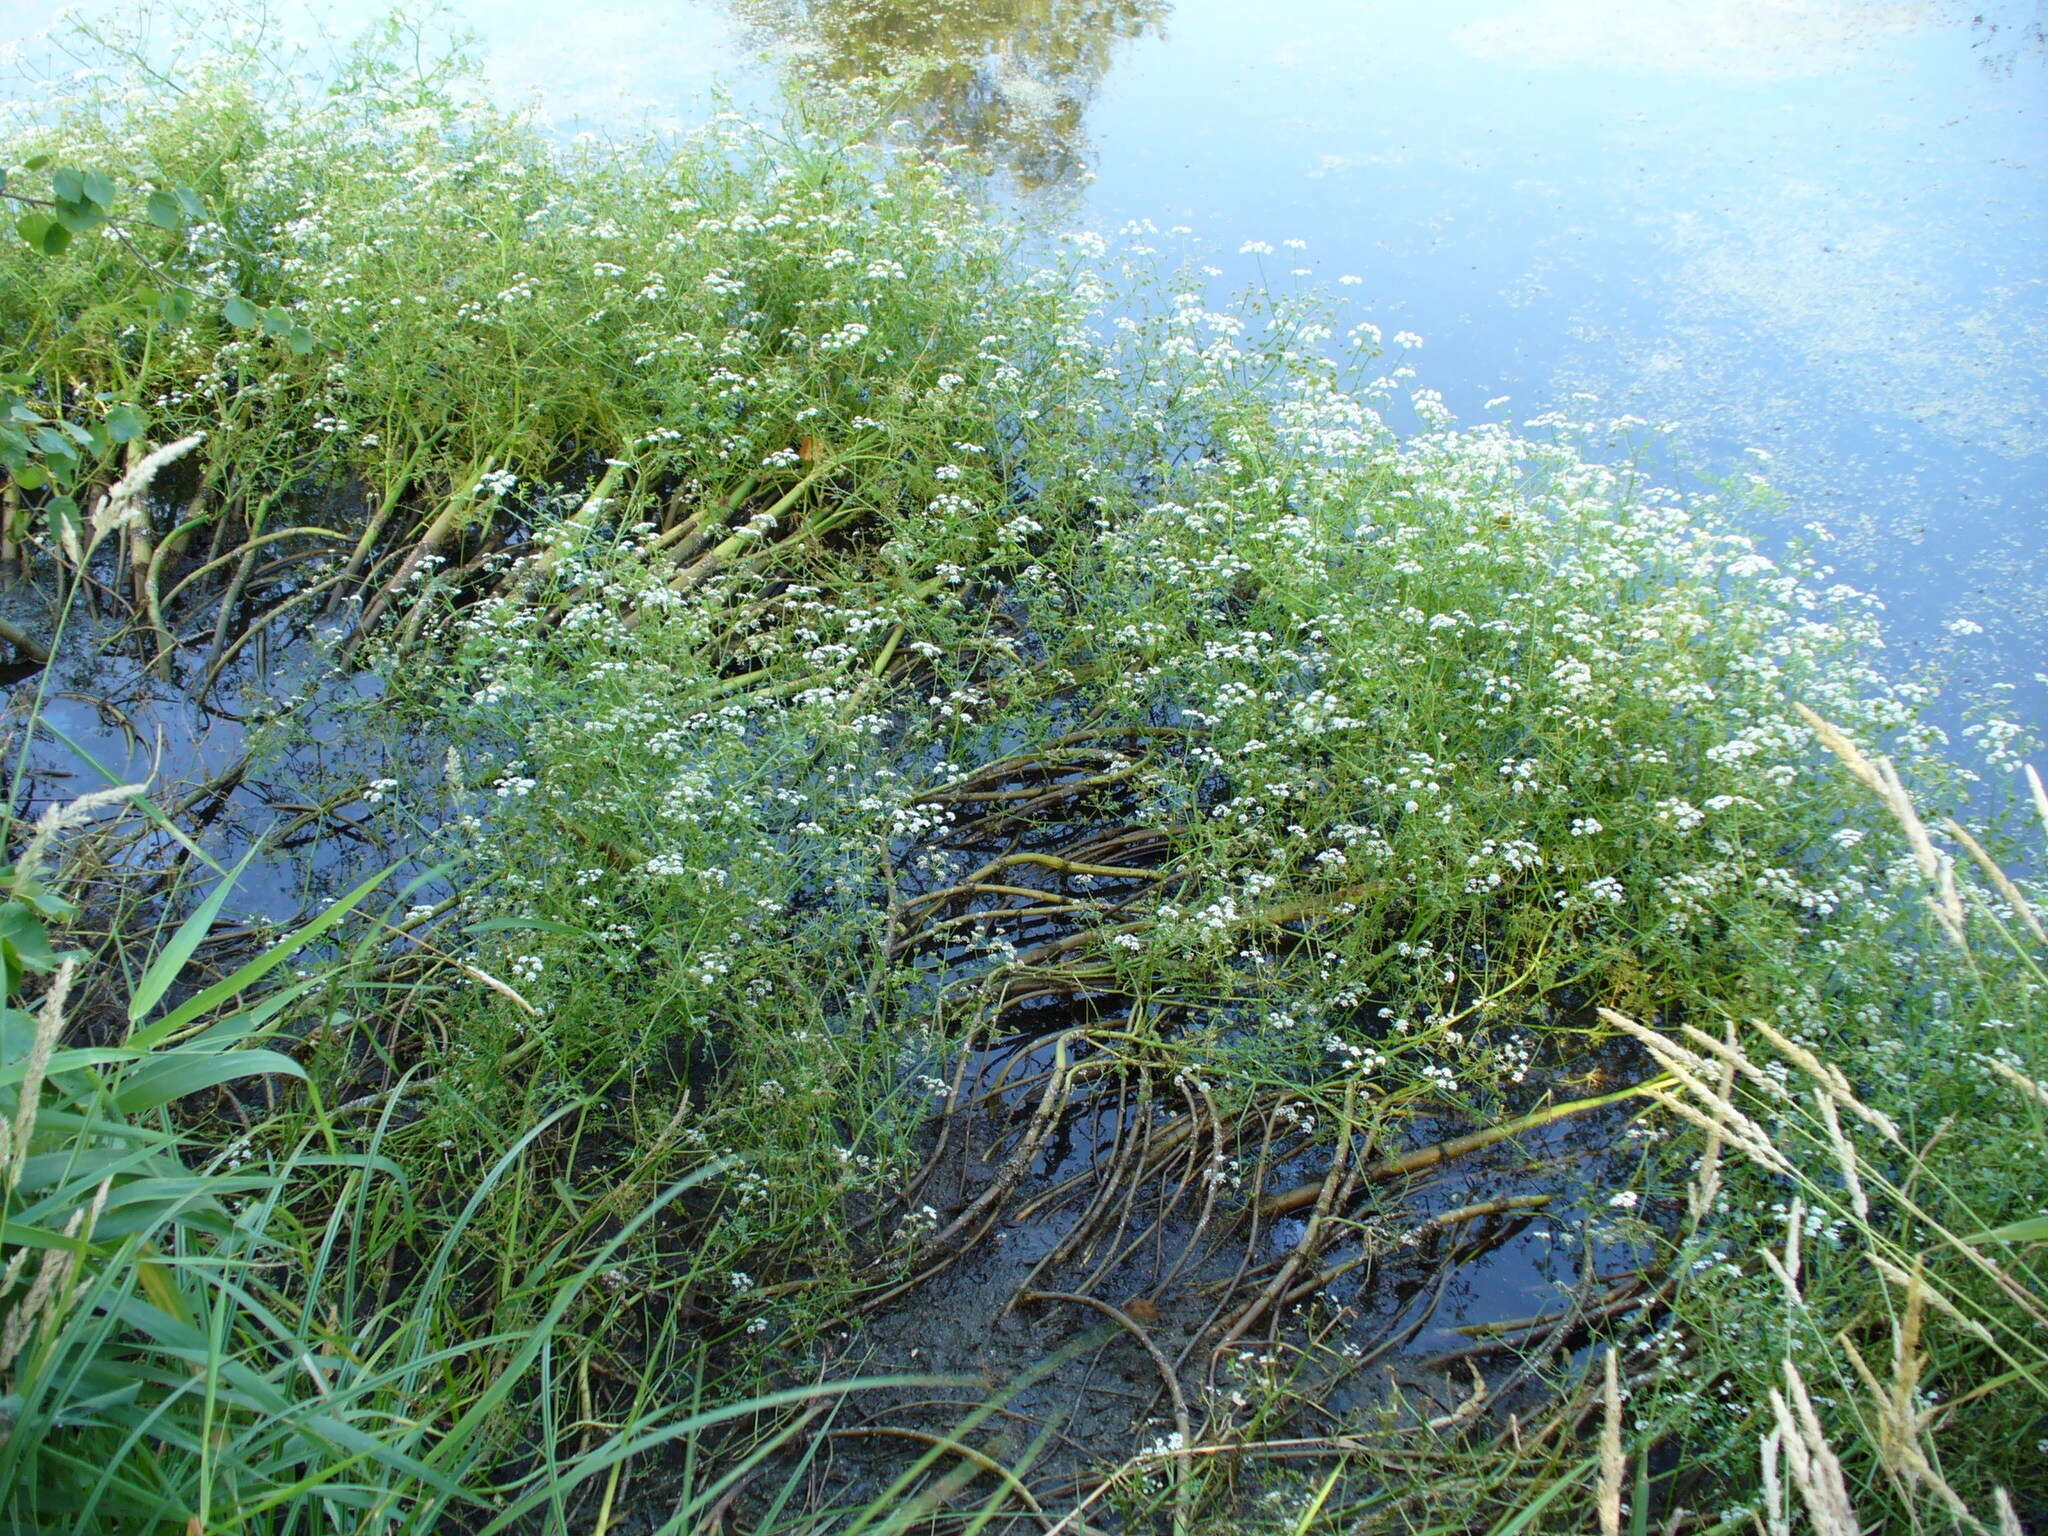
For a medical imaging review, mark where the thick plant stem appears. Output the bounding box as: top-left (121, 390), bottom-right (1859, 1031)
top-left (1261, 1078), bottom-right (1672, 1219)
top-left (327, 436), bottom-right (434, 613)
top-left (346, 470), bottom-right (481, 649)
top-left (1, 484), bottom-right (21, 574)
top-left (205, 491), bottom-right (278, 674)
top-left (516, 458), bottom-right (627, 586)
top-left (0, 615), bottom-right (46, 665)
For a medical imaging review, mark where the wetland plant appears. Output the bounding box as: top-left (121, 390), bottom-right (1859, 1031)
top-left (0, 5), bottom-right (2039, 1532)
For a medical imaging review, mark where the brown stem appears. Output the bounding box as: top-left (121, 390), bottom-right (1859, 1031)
top-left (1261, 1079), bottom-right (1668, 1219)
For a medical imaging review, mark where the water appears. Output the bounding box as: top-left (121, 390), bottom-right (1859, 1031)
top-left (1089, 2), bottom-right (2046, 706)
top-left (6, 0), bottom-right (2042, 719)
top-left (0, 583), bottom-right (434, 921)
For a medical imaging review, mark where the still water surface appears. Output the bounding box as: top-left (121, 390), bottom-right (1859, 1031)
top-left (9, 0), bottom-right (2046, 720)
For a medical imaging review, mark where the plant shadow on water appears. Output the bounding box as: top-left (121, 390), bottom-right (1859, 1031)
top-left (0, 488), bottom-right (459, 925)
top-left (824, 1034), bottom-right (1661, 1513)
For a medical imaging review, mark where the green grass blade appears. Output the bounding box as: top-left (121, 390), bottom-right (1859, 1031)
top-left (127, 848), bottom-right (259, 1025)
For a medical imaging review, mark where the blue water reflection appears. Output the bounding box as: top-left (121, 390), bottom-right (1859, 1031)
top-left (1083, 1), bottom-right (2045, 704)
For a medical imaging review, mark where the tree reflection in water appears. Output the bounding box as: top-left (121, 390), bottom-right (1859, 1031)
top-left (734, 0), bottom-right (1166, 190)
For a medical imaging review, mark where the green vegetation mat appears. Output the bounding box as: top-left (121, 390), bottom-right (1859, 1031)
top-left (0, 8), bottom-right (2040, 1533)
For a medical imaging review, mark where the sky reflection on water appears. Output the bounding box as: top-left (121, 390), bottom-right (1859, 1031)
top-left (6, 0), bottom-right (2044, 722)
top-left (1084, 1), bottom-right (2045, 704)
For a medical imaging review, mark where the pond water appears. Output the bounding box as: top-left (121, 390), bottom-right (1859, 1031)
top-left (6, 0), bottom-right (2045, 723)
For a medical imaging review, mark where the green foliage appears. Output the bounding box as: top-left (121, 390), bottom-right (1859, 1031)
top-left (0, 799), bottom-right (865, 1535)
top-left (0, 6), bottom-right (2036, 1532)
top-left (0, 131), bottom-right (293, 530)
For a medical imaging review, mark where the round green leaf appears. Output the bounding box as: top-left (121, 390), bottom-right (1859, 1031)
top-left (158, 289), bottom-right (193, 326)
top-left (261, 305), bottom-right (292, 338)
top-left (145, 190), bottom-right (185, 230)
top-left (52, 198), bottom-right (106, 235)
top-left (50, 166), bottom-right (82, 203)
top-left (11, 462), bottom-right (47, 491)
top-left (174, 186), bottom-right (206, 218)
top-left (105, 403), bottom-right (147, 444)
top-left (22, 154), bottom-right (51, 172)
top-left (286, 325), bottom-right (316, 356)
top-left (14, 213), bottom-right (56, 253)
top-left (222, 295), bottom-right (260, 328)
top-left (81, 169), bottom-right (116, 210)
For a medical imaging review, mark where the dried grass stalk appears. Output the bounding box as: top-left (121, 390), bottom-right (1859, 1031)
top-left (1597, 1346), bottom-right (1624, 1536)
top-left (1770, 1360), bottom-right (1861, 1536)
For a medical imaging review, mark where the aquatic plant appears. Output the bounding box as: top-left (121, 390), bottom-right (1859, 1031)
top-left (0, 5), bottom-right (2038, 1532)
